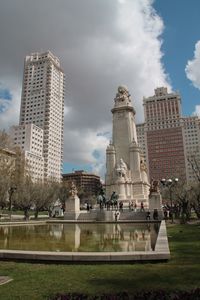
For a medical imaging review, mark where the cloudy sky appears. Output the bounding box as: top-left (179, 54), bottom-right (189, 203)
top-left (0, 0), bottom-right (200, 178)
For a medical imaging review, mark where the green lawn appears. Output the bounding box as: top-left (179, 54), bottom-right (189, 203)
top-left (0, 222), bottom-right (200, 300)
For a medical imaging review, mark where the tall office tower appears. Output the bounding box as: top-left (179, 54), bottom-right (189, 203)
top-left (182, 116), bottom-right (200, 182)
top-left (140, 87), bottom-right (186, 181)
top-left (19, 51), bottom-right (65, 181)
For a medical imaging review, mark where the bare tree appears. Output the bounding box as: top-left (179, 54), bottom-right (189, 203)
top-left (32, 182), bottom-right (59, 218)
top-left (0, 129), bottom-right (12, 149)
top-left (0, 162), bottom-right (11, 209)
top-left (161, 179), bottom-right (191, 223)
top-left (0, 131), bottom-right (16, 209)
top-left (43, 182), bottom-right (59, 217)
top-left (173, 182), bottom-right (191, 223)
top-left (57, 182), bottom-right (70, 210)
top-left (13, 177), bottom-right (34, 220)
top-left (187, 154), bottom-right (200, 182)
top-left (189, 183), bottom-right (200, 219)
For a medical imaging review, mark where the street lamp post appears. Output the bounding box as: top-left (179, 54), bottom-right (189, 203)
top-left (161, 178), bottom-right (178, 223)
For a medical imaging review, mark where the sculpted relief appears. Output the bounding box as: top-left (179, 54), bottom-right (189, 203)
top-left (116, 158), bottom-right (128, 180)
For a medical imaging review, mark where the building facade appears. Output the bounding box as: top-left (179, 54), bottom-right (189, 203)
top-left (10, 124), bottom-right (44, 181)
top-left (182, 116), bottom-right (200, 182)
top-left (136, 123), bottom-right (147, 164)
top-left (12, 51), bottom-right (65, 181)
top-left (62, 170), bottom-right (101, 196)
top-left (136, 87), bottom-right (200, 183)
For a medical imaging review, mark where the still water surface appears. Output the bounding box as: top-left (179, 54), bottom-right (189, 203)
top-left (0, 223), bottom-right (160, 252)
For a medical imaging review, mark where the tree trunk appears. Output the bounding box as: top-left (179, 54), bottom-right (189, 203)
top-left (34, 210), bottom-right (39, 219)
top-left (194, 208), bottom-right (200, 219)
top-left (24, 209), bottom-right (29, 220)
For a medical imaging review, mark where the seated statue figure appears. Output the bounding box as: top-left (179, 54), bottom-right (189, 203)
top-left (116, 158), bottom-right (128, 180)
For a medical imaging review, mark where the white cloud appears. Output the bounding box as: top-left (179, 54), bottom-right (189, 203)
top-left (185, 40), bottom-right (200, 90)
top-left (64, 128), bottom-right (109, 178)
top-left (193, 105), bottom-right (200, 116)
top-left (0, 0), bottom-right (170, 177)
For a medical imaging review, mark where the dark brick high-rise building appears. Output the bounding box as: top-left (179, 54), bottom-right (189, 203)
top-left (137, 87), bottom-right (186, 181)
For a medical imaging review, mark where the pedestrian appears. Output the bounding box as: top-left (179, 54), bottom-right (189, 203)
top-left (140, 202), bottom-right (145, 211)
top-left (164, 209), bottom-right (168, 219)
top-left (153, 209), bottom-right (158, 220)
top-left (114, 210), bottom-right (119, 222)
top-left (130, 201), bottom-right (134, 211)
top-left (134, 203), bottom-right (137, 212)
top-left (146, 211), bottom-right (151, 221)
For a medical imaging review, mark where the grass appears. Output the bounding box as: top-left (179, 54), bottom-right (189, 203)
top-left (0, 222), bottom-right (200, 299)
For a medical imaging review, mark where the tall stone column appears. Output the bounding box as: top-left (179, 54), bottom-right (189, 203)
top-left (129, 140), bottom-right (141, 181)
top-left (105, 85), bottom-right (150, 206)
top-left (105, 143), bottom-right (116, 198)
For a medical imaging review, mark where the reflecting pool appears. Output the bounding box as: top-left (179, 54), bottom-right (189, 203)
top-left (0, 223), bottom-right (160, 252)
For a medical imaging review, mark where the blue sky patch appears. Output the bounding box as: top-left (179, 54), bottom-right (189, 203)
top-left (0, 86), bottom-right (12, 113)
top-left (0, 87), bottom-right (12, 101)
top-left (92, 150), bottom-right (100, 159)
top-left (97, 132), bottom-right (110, 138)
top-left (63, 162), bottom-right (92, 174)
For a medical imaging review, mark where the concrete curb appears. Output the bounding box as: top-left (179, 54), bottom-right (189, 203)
top-left (0, 221), bottom-right (170, 262)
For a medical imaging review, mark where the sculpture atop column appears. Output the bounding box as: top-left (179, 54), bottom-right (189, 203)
top-left (105, 85), bottom-right (150, 208)
top-left (115, 85), bottom-right (131, 104)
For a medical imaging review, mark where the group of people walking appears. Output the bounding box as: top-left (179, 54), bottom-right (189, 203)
top-left (97, 192), bottom-right (147, 213)
top-left (96, 192), bottom-right (160, 222)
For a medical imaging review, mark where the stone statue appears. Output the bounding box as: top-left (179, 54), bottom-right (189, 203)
top-left (116, 158), bottom-right (128, 179)
top-left (149, 179), bottom-right (159, 194)
top-left (140, 159), bottom-right (147, 172)
top-left (115, 85), bottom-right (131, 103)
top-left (64, 181), bottom-right (80, 220)
top-left (69, 181), bottom-right (78, 197)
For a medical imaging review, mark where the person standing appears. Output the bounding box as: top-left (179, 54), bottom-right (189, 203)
top-left (134, 202), bottom-right (137, 212)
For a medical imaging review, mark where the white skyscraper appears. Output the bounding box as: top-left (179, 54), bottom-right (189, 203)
top-left (19, 51), bottom-right (65, 181)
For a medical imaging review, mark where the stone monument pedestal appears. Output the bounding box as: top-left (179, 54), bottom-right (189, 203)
top-left (117, 177), bottom-right (126, 201)
top-left (149, 192), bottom-right (162, 211)
top-left (64, 195), bottom-right (80, 220)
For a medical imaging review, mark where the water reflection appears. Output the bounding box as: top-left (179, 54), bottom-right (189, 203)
top-left (0, 223), bottom-right (160, 252)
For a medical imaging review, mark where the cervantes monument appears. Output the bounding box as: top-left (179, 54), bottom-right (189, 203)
top-left (105, 86), bottom-right (150, 208)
